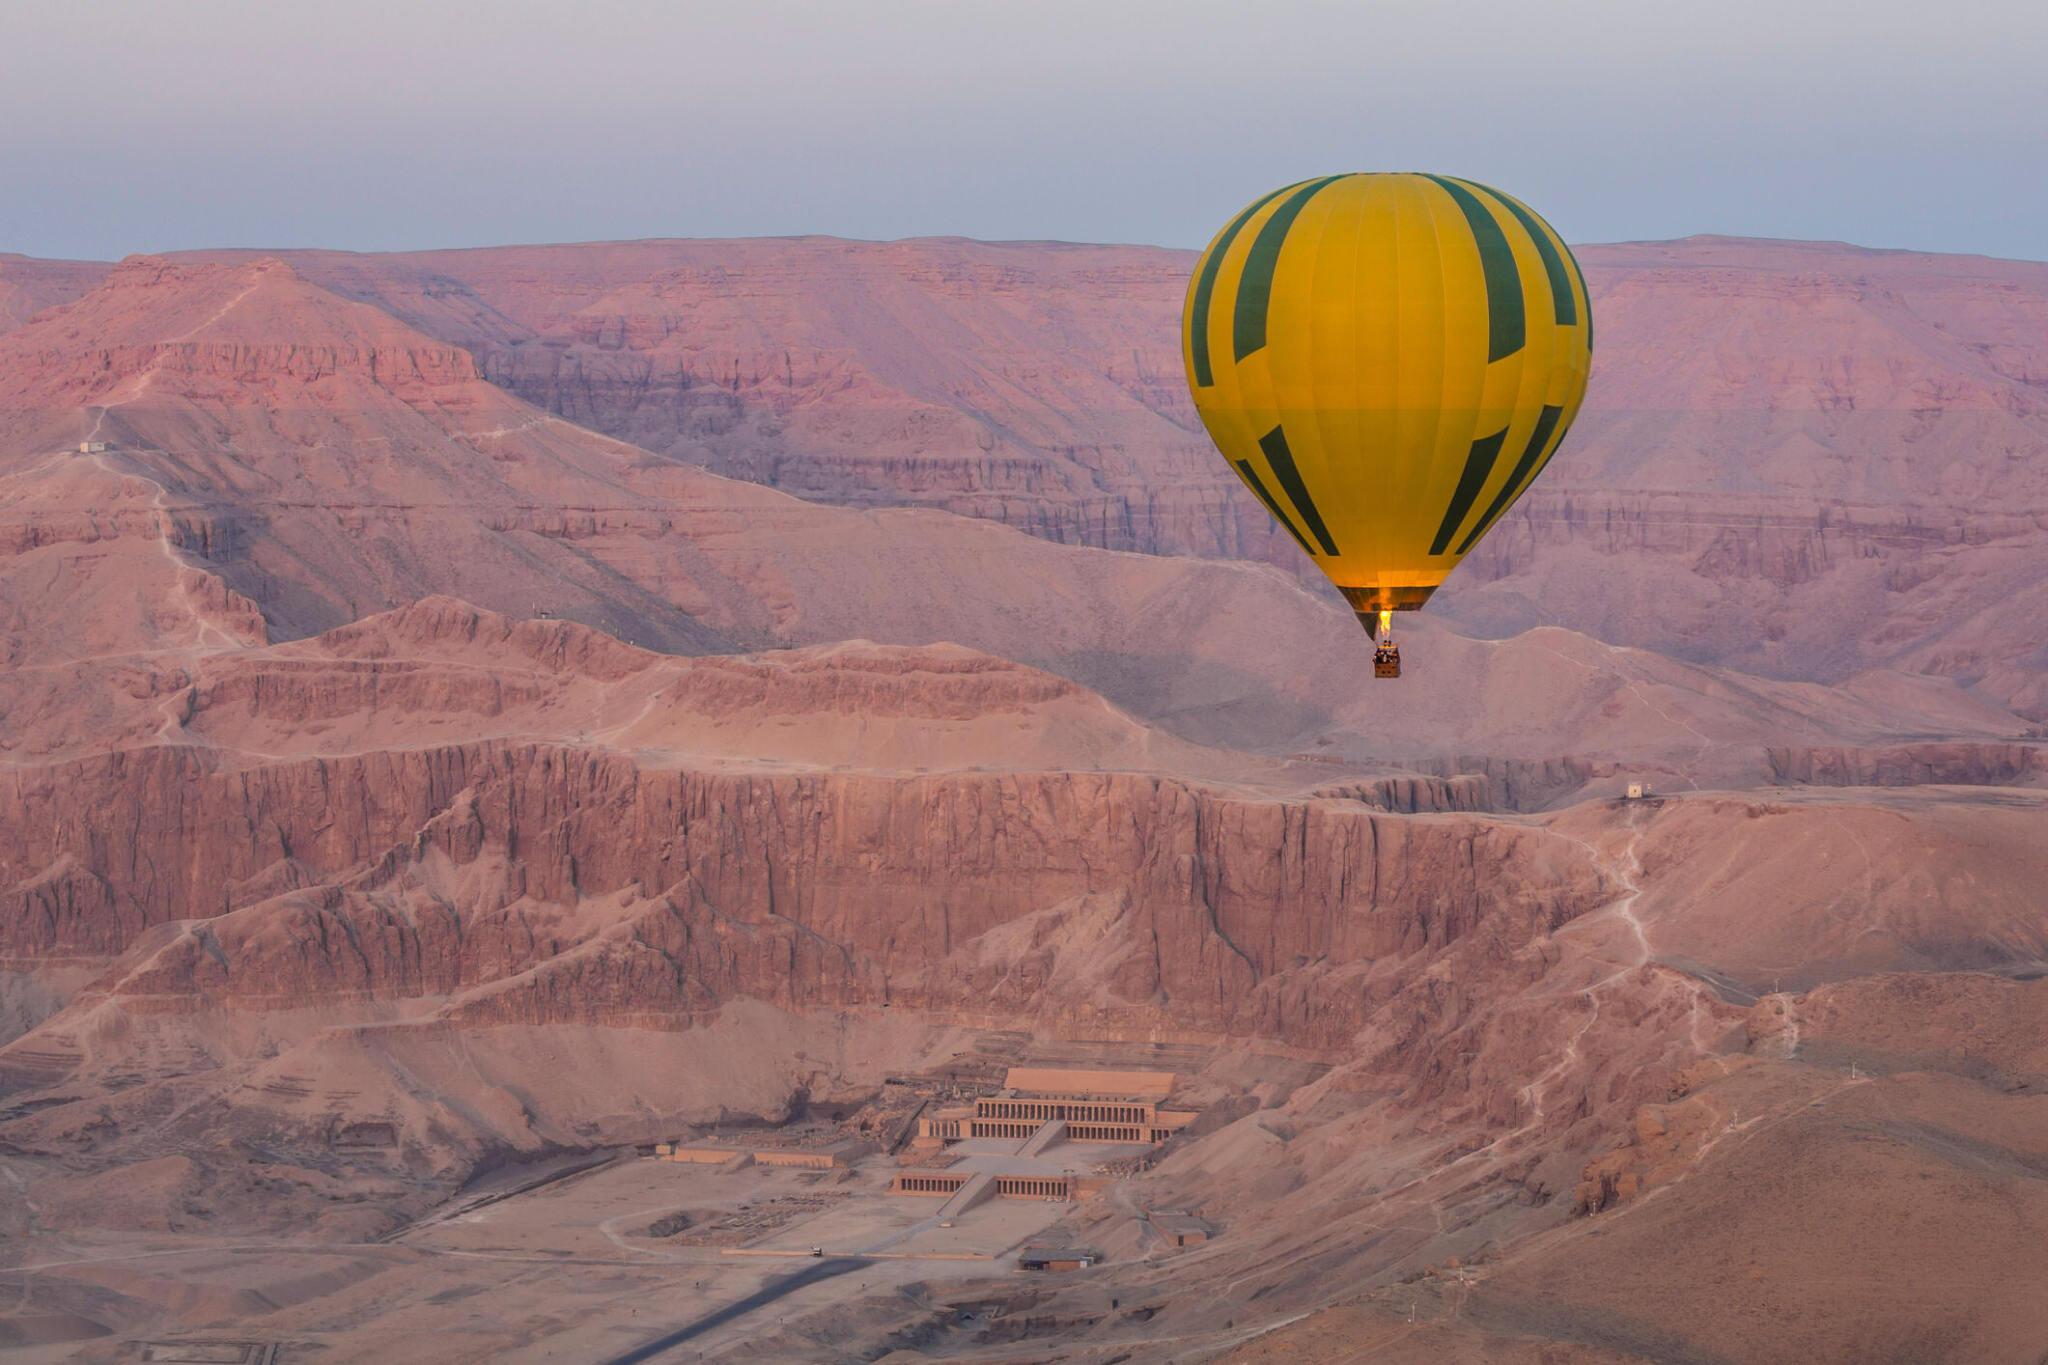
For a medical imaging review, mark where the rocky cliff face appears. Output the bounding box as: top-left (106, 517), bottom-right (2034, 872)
top-left (1766, 740), bottom-right (2045, 787)
top-left (7, 744), bottom-right (1599, 1051)
top-left (0, 601), bottom-right (1606, 1053)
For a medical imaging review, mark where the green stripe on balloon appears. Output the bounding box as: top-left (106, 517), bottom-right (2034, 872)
top-left (1431, 425), bottom-right (1509, 556)
top-left (1233, 459), bottom-right (1316, 556)
top-left (1424, 174), bottom-right (1526, 362)
top-left (1258, 424), bottom-right (1340, 556)
top-left (1230, 176), bottom-right (1344, 364)
top-left (1459, 180), bottom-right (1574, 326)
top-left (1455, 404), bottom-right (1563, 554)
top-left (1187, 183), bottom-right (1295, 387)
top-left (1563, 242), bottom-right (1593, 351)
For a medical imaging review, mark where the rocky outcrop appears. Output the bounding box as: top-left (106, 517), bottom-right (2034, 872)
top-left (1393, 755), bottom-right (1605, 812)
top-left (1311, 775), bottom-right (1493, 814)
top-left (1299, 756), bottom-right (1605, 813)
top-left (1765, 741), bottom-right (2045, 788)
top-left (309, 596), bottom-right (657, 681)
top-left (12, 338), bottom-right (484, 397)
top-left (1572, 1074), bottom-right (1739, 1215)
top-left (0, 257), bottom-right (485, 410)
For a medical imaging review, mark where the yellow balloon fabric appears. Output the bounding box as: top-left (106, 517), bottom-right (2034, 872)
top-left (1181, 173), bottom-right (1592, 631)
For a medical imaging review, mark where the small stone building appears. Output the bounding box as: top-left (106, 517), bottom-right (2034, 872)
top-left (1148, 1210), bottom-right (1217, 1247)
top-left (1019, 1246), bottom-right (1098, 1272)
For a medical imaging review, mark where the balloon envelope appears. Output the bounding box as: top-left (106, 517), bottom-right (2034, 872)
top-left (1181, 172), bottom-right (1593, 629)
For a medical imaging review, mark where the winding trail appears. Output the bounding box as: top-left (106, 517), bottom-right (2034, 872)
top-left (165, 275), bottom-right (264, 343)
top-left (65, 450), bottom-right (248, 661)
top-left (1518, 809), bottom-right (1656, 1123)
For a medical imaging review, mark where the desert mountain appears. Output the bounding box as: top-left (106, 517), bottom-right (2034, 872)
top-left (120, 234), bottom-right (2045, 716)
top-left (184, 237), bottom-right (1241, 559)
top-left (5, 252), bottom-right (2016, 782)
top-left (19, 235), bottom-right (2045, 706)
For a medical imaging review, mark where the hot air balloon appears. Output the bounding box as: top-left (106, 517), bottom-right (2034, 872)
top-left (1181, 173), bottom-right (1592, 678)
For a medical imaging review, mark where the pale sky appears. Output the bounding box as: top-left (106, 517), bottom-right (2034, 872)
top-left (3, 0), bottom-right (2042, 261)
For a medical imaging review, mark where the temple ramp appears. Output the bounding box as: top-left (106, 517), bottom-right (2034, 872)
top-left (935, 1172), bottom-right (996, 1225)
top-left (1017, 1120), bottom-right (1067, 1157)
